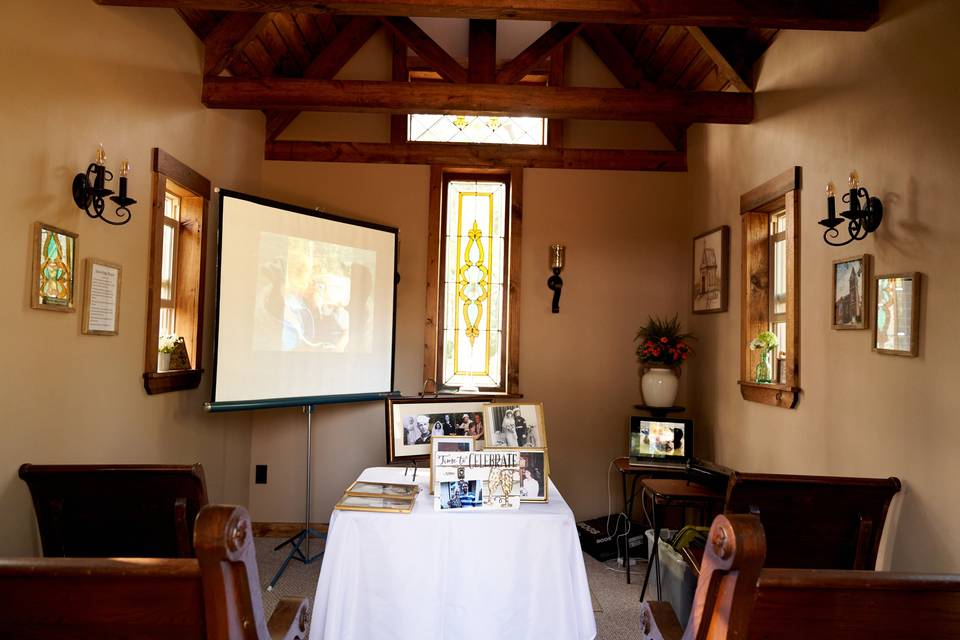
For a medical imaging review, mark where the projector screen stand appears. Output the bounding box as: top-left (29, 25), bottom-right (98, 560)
top-left (266, 405), bottom-right (326, 591)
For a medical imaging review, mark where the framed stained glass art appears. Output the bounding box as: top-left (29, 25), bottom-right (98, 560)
top-left (31, 222), bottom-right (78, 312)
top-left (873, 272), bottom-right (921, 357)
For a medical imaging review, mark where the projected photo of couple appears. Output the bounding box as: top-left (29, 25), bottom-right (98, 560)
top-left (254, 231), bottom-right (376, 353)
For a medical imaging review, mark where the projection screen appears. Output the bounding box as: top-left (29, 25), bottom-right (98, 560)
top-left (208, 190), bottom-right (398, 411)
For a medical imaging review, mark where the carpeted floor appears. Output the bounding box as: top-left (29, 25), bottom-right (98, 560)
top-left (255, 535), bottom-right (647, 639)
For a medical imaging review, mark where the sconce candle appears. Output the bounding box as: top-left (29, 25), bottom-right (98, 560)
top-left (818, 169), bottom-right (882, 246)
top-left (73, 145), bottom-right (136, 226)
top-left (547, 243), bottom-right (565, 314)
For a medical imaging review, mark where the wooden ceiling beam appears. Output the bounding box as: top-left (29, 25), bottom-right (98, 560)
top-left (468, 19), bottom-right (497, 83)
top-left (686, 26), bottom-right (752, 92)
top-left (202, 76), bottom-right (754, 124)
top-left (265, 16), bottom-right (382, 140)
top-left (266, 140), bottom-right (687, 171)
top-left (202, 12), bottom-right (272, 77)
top-left (579, 24), bottom-right (688, 149)
top-left (380, 16), bottom-right (467, 83)
top-left (496, 22), bottom-right (581, 85)
top-left (95, 0), bottom-right (880, 31)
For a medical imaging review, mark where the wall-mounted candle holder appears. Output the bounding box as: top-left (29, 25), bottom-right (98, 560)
top-left (818, 170), bottom-right (882, 246)
top-left (547, 243), bottom-right (565, 313)
top-left (72, 144), bottom-right (136, 226)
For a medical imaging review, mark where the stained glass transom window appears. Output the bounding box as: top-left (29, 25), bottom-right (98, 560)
top-left (409, 114), bottom-right (547, 145)
top-left (441, 178), bottom-right (508, 389)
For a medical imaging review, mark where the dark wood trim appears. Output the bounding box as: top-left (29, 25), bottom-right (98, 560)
top-left (737, 380), bottom-right (799, 409)
top-left (685, 26), bottom-right (752, 93)
top-left (152, 148), bottom-right (212, 199)
top-left (380, 16), bottom-right (467, 83)
top-left (468, 19), bottom-right (496, 83)
top-left (506, 167), bottom-right (522, 395)
top-left (144, 369), bottom-right (204, 394)
top-left (95, 0), bottom-right (881, 31)
top-left (389, 32), bottom-right (408, 144)
top-left (202, 77), bottom-right (755, 124)
top-left (202, 12), bottom-right (271, 77)
top-left (740, 166), bottom-right (801, 214)
top-left (266, 140), bottom-right (687, 171)
top-left (496, 22), bottom-right (581, 85)
top-left (422, 166), bottom-right (443, 391)
top-left (547, 40), bottom-right (567, 149)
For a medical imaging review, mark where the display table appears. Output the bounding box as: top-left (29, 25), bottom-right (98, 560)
top-left (309, 466), bottom-right (597, 640)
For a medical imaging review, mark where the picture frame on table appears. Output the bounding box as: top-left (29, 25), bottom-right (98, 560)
top-left (832, 254), bottom-right (870, 330)
top-left (335, 494), bottom-right (416, 514)
top-left (873, 272), bottom-right (921, 357)
top-left (345, 480), bottom-right (420, 500)
top-left (384, 396), bottom-right (490, 464)
top-left (519, 448), bottom-right (549, 503)
top-left (429, 435), bottom-right (474, 495)
top-left (433, 449), bottom-right (521, 511)
top-left (31, 222), bottom-right (79, 313)
top-left (692, 225), bottom-right (729, 314)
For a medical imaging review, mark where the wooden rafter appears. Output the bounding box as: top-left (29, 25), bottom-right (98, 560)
top-left (547, 40), bottom-right (567, 148)
top-left (266, 140), bottom-right (686, 171)
top-left (686, 26), bottom-right (752, 92)
top-left (94, 0), bottom-right (881, 31)
top-left (380, 16), bottom-right (467, 83)
top-left (468, 19), bottom-right (496, 83)
top-left (265, 16), bottom-right (382, 140)
top-left (579, 24), bottom-right (689, 149)
top-left (202, 12), bottom-right (272, 76)
top-left (202, 77), bottom-right (755, 124)
top-left (389, 32), bottom-right (408, 144)
top-left (496, 22), bottom-right (581, 85)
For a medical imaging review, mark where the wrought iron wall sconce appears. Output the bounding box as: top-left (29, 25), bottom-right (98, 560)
top-left (818, 170), bottom-right (882, 246)
top-left (72, 144), bottom-right (136, 226)
top-left (547, 243), bottom-right (565, 313)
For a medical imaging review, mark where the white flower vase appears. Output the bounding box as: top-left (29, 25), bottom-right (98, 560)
top-left (641, 367), bottom-right (679, 408)
top-left (158, 352), bottom-right (171, 372)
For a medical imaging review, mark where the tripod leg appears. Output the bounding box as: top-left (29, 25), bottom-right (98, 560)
top-left (273, 529), bottom-right (305, 551)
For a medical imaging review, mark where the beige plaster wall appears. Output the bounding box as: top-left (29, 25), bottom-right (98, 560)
top-left (684, 0), bottom-right (960, 572)
top-left (0, 2), bottom-right (263, 554)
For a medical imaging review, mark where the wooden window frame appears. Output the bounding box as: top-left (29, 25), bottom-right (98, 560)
top-left (143, 149), bottom-right (210, 395)
top-left (738, 167), bottom-right (801, 409)
top-left (424, 166), bottom-right (523, 395)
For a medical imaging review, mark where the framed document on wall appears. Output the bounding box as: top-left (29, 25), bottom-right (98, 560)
top-left (81, 258), bottom-right (122, 336)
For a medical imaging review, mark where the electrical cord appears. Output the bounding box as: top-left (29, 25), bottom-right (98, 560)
top-left (603, 458), bottom-right (632, 573)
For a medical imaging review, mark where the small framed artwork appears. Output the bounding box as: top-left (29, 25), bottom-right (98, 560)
top-left (483, 402), bottom-right (548, 449)
top-left (831, 254), bottom-right (870, 330)
top-left (519, 448), bottom-right (549, 503)
top-left (873, 272), bottom-right (921, 357)
top-left (345, 481), bottom-right (419, 500)
top-left (81, 258), bottom-right (122, 335)
top-left (334, 494), bottom-right (415, 514)
top-left (433, 449), bottom-right (521, 511)
top-left (31, 222), bottom-right (79, 312)
top-left (429, 435), bottom-right (474, 495)
top-left (692, 226), bottom-right (729, 314)
top-left (385, 396), bottom-right (490, 464)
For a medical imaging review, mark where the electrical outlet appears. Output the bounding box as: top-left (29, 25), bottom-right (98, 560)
top-left (255, 465), bottom-right (268, 484)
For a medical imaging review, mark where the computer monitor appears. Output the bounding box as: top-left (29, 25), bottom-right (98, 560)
top-left (629, 416), bottom-right (693, 466)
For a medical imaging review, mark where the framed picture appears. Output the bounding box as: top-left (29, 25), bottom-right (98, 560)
top-left (31, 222), bottom-right (78, 312)
top-left (384, 396), bottom-right (490, 464)
top-left (692, 226), bottom-right (729, 314)
top-left (429, 435), bottom-right (474, 495)
top-left (483, 402), bottom-right (547, 449)
top-left (519, 448), bottom-right (549, 503)
top-left (873, 272), bottom-right (921, 357)
top-left (334, 494), bottom-right (416, 514)
top-left (433, 449), bottom-right (521, 511)
top-left (345, 481), bottom-right (419, 500)
top-left (832, 254), bottom-right (870, 330)
top-left (81, 258), bottom-right (122, 335)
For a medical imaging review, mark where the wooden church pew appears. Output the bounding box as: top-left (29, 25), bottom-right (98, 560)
top-left (640, 513), bottom-right (960, 640)
top-left (19, 463), bottom-right (208, 558)
top-left (0, 504), bottom-right (309, 640)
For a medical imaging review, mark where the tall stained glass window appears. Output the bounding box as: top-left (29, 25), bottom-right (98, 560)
top-left (439, 176), bottom-right (509, 390)
top-left (409, 115), bottom-right (547, 145)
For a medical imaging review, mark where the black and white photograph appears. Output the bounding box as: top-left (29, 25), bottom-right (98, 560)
top-left (334, 494), bottom-right (416, 514)
top-left (519, 449), bottom-right (549, 502)
top-left (483, 402), bottom-right (547, 449)
top-left (832, 254), bottom-right (870, 330)
top-left (438, 479), bottom-right (484, 510)
top-left (385, 397), bottom-right (490, 463)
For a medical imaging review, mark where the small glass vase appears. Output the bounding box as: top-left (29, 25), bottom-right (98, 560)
top-left (754, 349), bottom-right (772, 384)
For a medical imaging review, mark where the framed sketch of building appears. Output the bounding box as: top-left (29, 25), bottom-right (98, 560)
top-left (832, 254), bottom-right (870, 330)
top-left (692, 226), bottom-right (729, 314)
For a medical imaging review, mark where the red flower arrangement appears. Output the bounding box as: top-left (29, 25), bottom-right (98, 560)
top-left (634, 315), bottom-right (695, 368)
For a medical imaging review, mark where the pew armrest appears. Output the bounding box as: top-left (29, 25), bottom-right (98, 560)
top-left (640, 601), bottom-right (684, 640)
top-left (268, 597), bottom-right (310, 640)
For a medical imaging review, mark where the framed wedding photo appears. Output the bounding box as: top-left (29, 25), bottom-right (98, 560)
top-left (384, 396), bottom-right (489, 464)
top-left (873, 272), bottom-right (921, 357)
top-left (832, 254), bottom-right (870, 330)
top-left (483, 402), bottom-right (547, 449)
top-left (429, 435), bottom-right (474, 495)
top-left (692, 226), bottom-right (729, 314)
top-left (31, 222), bottom-right (78, 312)
top-left (519, 448), bottom-right (549, 503)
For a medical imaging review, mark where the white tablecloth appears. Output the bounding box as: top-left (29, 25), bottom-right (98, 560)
top-left (309, 466), bottom-right (597, 640)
